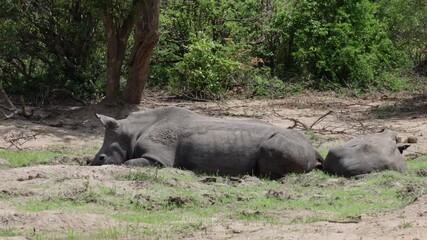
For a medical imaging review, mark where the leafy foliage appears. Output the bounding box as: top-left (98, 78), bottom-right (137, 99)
top-left (0, 0), bottom-right (105, 102)
top-left (272, 0), bottom-right (406, 89)
top-left (150, 0), bottom-right (421, 98)
top-left (169, 33), bottom-right (242, 99)
top-left (376, 0), bottom-right (427, 69)
top-left (0, 0), bottom-right (425, 102)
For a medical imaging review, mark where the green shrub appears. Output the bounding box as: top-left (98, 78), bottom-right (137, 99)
top-left (0, 1), bottom-right (105, 103)
top-left (273, 0), bottom-right (406, 90)
top-left (169, 33), bottom-right (242, 99)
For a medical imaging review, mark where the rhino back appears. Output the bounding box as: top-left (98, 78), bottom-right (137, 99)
top-left (126, 107), bottom-right (197, 127)
top-left (175, 123), bottom-right (275, 175)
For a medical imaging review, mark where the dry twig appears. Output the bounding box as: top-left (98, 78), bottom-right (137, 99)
top-left (309, 110), bottom-right (333, 129)
top-left (2, 130), bottom-right (45, 150)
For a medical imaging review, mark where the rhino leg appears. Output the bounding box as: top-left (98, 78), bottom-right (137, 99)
top-left (258, 134), bottom-right (315, 179)
top-left (123, 158), bottom-right (161, 167)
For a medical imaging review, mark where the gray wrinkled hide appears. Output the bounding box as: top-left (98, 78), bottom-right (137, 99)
top-left (323, 130), bottom-right (408, 177)
top-left (90, 106), bottom-right (323, 179)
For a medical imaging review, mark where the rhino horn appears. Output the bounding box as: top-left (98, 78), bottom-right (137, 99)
top-left (95, 113), bottom-right (119, 130)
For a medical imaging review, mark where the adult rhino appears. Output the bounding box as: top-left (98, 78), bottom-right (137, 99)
top-left (90, 106), bottom-right (323, 179)
top-left (323, 130), bottom-right (409, 177)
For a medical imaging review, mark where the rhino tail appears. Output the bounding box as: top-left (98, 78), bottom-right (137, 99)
top-left (315, 150), bottom-right (324, 170)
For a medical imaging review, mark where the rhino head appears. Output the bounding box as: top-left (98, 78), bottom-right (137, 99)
top-left (89, 113), bottom-right (128, 166)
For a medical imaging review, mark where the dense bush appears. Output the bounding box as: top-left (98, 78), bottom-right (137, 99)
top-left (0, 0), bottom-right (425, 102)
top-left (168, 34), bottom-right (242, 99)
top-left (268, 0), bottom-right (407, 89)
top-left (376, 0), bottom-right (427, 74)
top-left (0, 0), bottom-right (105, 103)
top-left (150, 0), bottom-right (420, 98)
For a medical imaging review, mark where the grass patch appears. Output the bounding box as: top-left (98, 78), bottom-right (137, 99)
top-left (407, 155), bottom-right (427, 170)
top-left (317, 148), bottom-right (329, 158)
top-left (0, 149), bottom-right (60, 167)
top-left (8, 155), bottom-right (427, 239)
top-left (0, 228), bottom-right (19, 237)
top-left (0, 145), bottom-right (96, 167)
top-left (116, 167), bottom-right (164, 183)
top-left (27, 225), bottom-right (145, 240)
top-left (17, 197), bottom-right (88, 212)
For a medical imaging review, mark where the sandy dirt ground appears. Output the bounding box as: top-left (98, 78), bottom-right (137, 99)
top-left (0, 91), bottom-right (426, 239)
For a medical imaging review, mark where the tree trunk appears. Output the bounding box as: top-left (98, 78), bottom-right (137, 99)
top-left (0, 86), bottom-right (18, 118)
top-left (104, 33), bottom-right (122, 105)
top-left (122, 0), bottom-right (160, 104)
top-left (102, 9), bottom-right (137, 105)
top-left (0, 86), bottom-right (16, 110)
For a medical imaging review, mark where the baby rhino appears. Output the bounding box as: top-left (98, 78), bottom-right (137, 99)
top-left (323, 130), bottom-right (409, 177)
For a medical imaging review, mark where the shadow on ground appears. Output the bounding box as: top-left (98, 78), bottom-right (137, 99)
top-left (0, 103), bottom-right (141, 150)
top-left (369, 93), bottom-right (427, 120)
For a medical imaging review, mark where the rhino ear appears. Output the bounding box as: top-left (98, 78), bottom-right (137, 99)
top-left (95, 113), bottom-right (119, 130)
top-left (397, 144), bottom-right (410, 154)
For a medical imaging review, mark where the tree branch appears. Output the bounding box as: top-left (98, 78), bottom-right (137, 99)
top-left (309, 110), bottom-right (334, 129)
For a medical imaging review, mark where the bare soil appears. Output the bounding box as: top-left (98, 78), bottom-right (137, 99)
top-left (0, 91), bottom-right (426, 239)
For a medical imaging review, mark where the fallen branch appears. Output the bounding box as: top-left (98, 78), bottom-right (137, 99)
top-left (271, 108), bottom-right (360, 136)
top-left (287, 117), bottom-right (309, 129)
top-left (2, 130), bottom-right (45, 150)
top-left (315, 127), bottom-right (348, 135)
top-left (272, 109), bottom-right (309, 130)
top-left (309, 110), bottom-right (333, 129)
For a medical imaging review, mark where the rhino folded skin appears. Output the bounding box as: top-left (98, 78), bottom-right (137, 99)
top-left (91, 106), bottom-right (323, 179)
